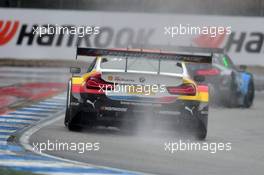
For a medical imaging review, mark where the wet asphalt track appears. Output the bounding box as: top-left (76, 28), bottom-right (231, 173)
top-left (29, 92), bottom-right (264, 175)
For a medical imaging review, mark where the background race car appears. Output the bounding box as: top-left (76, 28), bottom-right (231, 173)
top-left (184, 47), bottom-right (255, 108)
top-left (65, 48), bottom-right (212, 139)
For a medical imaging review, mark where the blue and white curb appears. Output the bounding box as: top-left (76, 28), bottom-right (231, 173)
top-left (0, 93), bottom-right (140, 175)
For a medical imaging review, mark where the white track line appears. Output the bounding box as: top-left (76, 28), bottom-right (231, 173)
top-left (21, 107), bottom-right (56, 111)
top-left (2, 114), bottom-right (43, 120)
top-left (0, 130), bottom-right (16, 133)
top-left (30, 105), bottom-right (63, 109)
top-left (20, 113), bottom-right (151, 175)
top-left (0, 118), bottom-right (33, 124)
top-left (0, 151), bottom-right (17, 155)
top-left (11, 111), bottom-right (48, 115)
top-left (39, 102), bottom-right (63, 105)
top-left (0, 160), bottom-right (92, 168)
top-left (0, 135), bottom-right (9, 139)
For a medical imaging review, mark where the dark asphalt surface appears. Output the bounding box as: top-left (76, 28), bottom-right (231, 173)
top-left (29, 92), bottom-right (264, 175)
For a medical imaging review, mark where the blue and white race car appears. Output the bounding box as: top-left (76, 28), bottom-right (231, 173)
top-left (185, 47), bottom-right (255, 108)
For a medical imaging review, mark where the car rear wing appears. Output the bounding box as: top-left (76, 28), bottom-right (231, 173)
top-left (76, 47), bottom-right (213, 64)
top-left (171, 46), bottom-right (224, 54)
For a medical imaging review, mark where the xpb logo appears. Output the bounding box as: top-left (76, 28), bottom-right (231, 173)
top-left (0, 20), bottom-right (19, 45)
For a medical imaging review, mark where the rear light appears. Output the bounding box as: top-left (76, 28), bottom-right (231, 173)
top-left (195, 68), bottom-right (220, 76)
top-left (86, 73), bottom-right (114, 90)
top-left (166, 83), bottom-right (196, 96)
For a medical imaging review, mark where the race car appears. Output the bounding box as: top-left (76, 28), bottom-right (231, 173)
top-left (182, 47), bottom-right (255, 108)
top-left (64, 47), bottom-right (212, 139)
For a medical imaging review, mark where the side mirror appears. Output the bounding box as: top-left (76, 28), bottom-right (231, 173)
top-left (239, 65), bottom-right (247, 71)
top-left (101, 57), bottom-right (108, 63)
top-left (194, 75), bottom-right (205, 83)
top-left (176, 62), bottom-right (182, 68)
top-left (70, 67), bottom-right (81, 74)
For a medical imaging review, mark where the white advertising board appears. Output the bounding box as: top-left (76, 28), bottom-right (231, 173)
top-left (1, 8), bottom-right (264, 65)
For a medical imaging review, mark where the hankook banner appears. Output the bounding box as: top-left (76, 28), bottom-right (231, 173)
top-left (1, 8), bottom-right (264, 65)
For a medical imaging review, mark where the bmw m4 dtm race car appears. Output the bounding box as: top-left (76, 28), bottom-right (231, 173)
top-left (64, 47), bottom-right (212, 139)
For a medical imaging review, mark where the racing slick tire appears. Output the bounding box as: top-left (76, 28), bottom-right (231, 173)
top-left (195, 116), bottom-right (208, 140)
top-left (180, 107), bottom-right (208, 140)
top-left (226, 72), bottom-right (238, 108)
top-left (64, 80), bottom-right (83, 131)
top-left (242, 79), bottom-right (255, 108)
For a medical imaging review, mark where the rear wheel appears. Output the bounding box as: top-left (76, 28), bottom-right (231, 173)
top-left (195, 118), bottom-right (208, 140)
top-left (67, 113), bottom-right (83, 131)
top-left (64, 81), bottom-right (71, 127)
top-left (180, 107), bottom-right (208, 140)
top-left (64, 80), bottom-right (82, 131)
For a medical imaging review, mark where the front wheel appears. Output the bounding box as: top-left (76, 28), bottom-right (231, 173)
top-left (226, 73), bottom-right (239, 107)
top-left (243, 80), bottom-right (254, 108)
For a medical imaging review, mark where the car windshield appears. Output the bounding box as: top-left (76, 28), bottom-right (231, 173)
top-left (75, 55), bottom-right (94, 74)
top-left (100, 56), bottom-right (183, 74)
